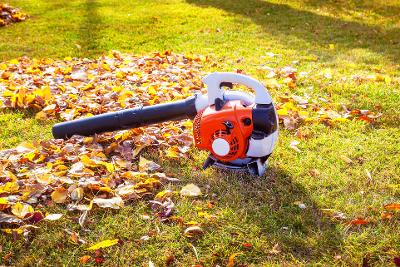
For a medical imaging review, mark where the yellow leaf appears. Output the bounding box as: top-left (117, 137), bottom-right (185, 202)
top-left (10, 59), bottom-right (19, 64)
top-left (182, 120), bottom-right (193, 128)
top-left (80, 155), bottom-right (96, 167)
top-left (329, 44), bottom-right (335, 49)
top-left (51, 187), bottom-right (68, 203)
top-left (36, 174), bottom-right (54, 184)
top-left (227, 252), bottom-right (243, 267)
top-left (0, 182), bottom-right (19, 194)
top-left (277, 109), bottom-right (288, 116)
top-left (87, 239), bottom-right (119, 250)
top-left (0, 197), bottom-right (10, 211)
top-left (98, 161), bottom-right (115, 173)
top-left (166, 146), bottom-right (180, 158)
top-left (154, 189), bottom-right (173, 201)
top-left (332, 117), bottom-right (348, 123)
top-left (148, 86), bottom-right (157, 95)
top-left (82, 83), bottom-right (94, 91)
top-left (23, 150), bottom-right (38, 161)
top-left (11, 202), bottom-right (34, 218)
top-left (16, 141), bottom-right (36, 153)
top-left (101, 62), bottom-right (111, 71)
top-left (2, 228), bottom-right (24, 235)
top-left (115, 72), bottom-right (125, 79)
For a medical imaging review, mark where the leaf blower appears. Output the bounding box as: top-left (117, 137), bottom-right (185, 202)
top-left (52, 72), bottom-right (279, 176)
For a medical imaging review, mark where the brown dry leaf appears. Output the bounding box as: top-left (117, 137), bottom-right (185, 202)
top-left (309, 169), bottom-right (320, 178)
top-left (79, 255), bottom-right (92, 264)
top-left (381, 212), bottom-right (393, 220)
top-left (269, 243), bottom-right (281, 254)
top-left (139, 156), bottom-right (161, 172)
top-left (51, 187), bottom-right (68, 204)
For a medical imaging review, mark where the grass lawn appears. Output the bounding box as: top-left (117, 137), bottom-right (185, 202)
top-left (1, 0), bottom-right (400, 266)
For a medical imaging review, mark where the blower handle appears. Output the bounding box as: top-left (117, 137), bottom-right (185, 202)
top-left (52, 96), bottom-right (197, 139)
top-left (202, 72), bottom-right (273, 106)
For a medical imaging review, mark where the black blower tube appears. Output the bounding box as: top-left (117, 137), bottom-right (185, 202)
top-left (52, 96), bottom-right (198, 139)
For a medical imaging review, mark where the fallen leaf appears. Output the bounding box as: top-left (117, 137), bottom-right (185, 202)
top-left (180, 184), bottom-right (202, 197)
top-left (227, 252), bottom-right (243, 267)
top-left (15, 142), bottom-right (36, 153)
top-left (242, 242), bottom-right (253, 249)
top-left (51, 187), bottom-right (68, 203)
top-left (381, 212), bottom-right (393, 220)
top-left (269, 243), bottom-right (281, 254)
top-left (340, 155), bottom-right (353, 164)
top-left (93, 196), bottom-right (124, 209)
top-left (384, 203), bottom-right (400, 211)
top-left (289, 140), bottom-right (301, 152)
top-left (349, 218), bottom-right (368, 225)
top-left (70, 187), bottom-right (84, 201)
top-left (139, 156), bottom-right (161, 172)
top-left (79, 255), bottom-right (92, 264)
top-left (394, 257), bottom-right (400, 267)
top-left (309, 169), bottom-right (320, 178)
top-left (11, 202), bottom-right (34, 218)
top-left (183, 226), bottom-right (204, 237)
top-left (0, 212), bottom-right (23, 224)
top-left (87, 239), bottom-right (119, 250)
top-left (44, 214), bottom-right (63, 221)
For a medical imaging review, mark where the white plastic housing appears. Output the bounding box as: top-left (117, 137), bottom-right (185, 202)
top-left (202, 72), bottom-right (273, 105)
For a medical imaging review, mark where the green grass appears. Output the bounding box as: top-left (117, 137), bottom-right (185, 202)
top-left (1, 0), bottom-right (400, 266)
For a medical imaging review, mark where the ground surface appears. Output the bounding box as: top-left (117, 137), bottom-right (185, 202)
top-left (0, 0), bottom-right (399, 266)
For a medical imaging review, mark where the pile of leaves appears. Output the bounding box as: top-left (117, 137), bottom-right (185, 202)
top-left (0, 3), bottom-right (27, 26)
top-left (0, 51), bottom-right (380, 131)
top-left (0, 135), bottom-right (183, 235)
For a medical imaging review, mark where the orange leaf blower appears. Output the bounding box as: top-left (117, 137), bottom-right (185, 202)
top-left (53, 73), bottom-right (278, 175)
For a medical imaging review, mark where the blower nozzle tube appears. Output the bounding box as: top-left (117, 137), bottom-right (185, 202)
top-left (52, 96), bottom-right (197, 139)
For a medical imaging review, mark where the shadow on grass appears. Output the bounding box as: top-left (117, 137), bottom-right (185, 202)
top-left (78, 0), bottom-right (103, 54)
top-left (206, 165), bottom-right (343, 263)
top-left (186, 0), bottom-right (400, 62)
top-left (303, 0), bottom-right (400, 19)
top-left (44, 0), bottom-right (104, 56)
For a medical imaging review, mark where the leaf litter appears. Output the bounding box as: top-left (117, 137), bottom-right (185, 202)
top-left (0, 3), bottom-right (27, 27)
top-left (0, 51), bottom-right (387, 264)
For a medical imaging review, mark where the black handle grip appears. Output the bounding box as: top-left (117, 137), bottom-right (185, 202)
top-left (52, 96), bottom-right (197, 139)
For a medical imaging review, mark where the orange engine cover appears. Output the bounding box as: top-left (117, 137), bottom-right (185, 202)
top-left (193, 100), bottom-right (254, 162)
